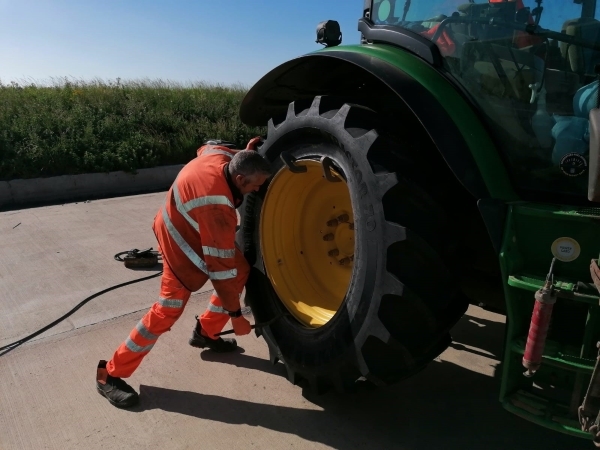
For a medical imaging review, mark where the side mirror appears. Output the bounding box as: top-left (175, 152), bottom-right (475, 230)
top-left (515, 7), bottom-right (531, 24)
top-left (316, 20), bottom-right (342, 47)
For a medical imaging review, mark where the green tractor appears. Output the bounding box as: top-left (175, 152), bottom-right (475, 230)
top-left (236, 0), bottom-right (600, 443)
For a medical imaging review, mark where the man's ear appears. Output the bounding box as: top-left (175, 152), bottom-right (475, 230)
top-left (234, 174), bottom-right (246, 186)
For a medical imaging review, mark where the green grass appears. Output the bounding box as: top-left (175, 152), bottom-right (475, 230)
top-left (0, 78), bottom-right (265, 180)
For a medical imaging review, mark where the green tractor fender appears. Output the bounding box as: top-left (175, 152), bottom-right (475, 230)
top-left (240, 44), bottom-right (518, 202)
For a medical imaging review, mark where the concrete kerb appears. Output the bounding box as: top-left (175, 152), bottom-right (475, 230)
top-left (0, 165), bottom-right (183, 209)
top-left (0, 181), bottom-right (11, 207)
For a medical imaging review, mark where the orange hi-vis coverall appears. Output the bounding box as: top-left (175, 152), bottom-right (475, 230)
top-left (106, 138), bottom-right (261, 379)
top-left (422, 0), bottom-right (542, 56)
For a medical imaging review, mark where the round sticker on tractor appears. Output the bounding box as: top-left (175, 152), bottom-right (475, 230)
top-left (559, 153), bottom-right (588, 177)
top-left (551, 237), bottom-right (581, 262)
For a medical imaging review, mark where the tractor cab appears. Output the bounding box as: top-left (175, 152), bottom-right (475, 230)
top-left (368, 0), bottom-right (600, 202)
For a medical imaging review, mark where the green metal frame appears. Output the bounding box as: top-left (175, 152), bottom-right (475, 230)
top-left (499, 203), bottom-right (600, 440)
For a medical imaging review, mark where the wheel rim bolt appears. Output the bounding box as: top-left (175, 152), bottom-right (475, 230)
top-left (337, 214), bottom-right (350, 223)
top-left (326, 219), bottom-right (339, 227)
top-left (323, 233), bottom-right (335, 241)
top-left (328, 249), bottom-right (340, 257)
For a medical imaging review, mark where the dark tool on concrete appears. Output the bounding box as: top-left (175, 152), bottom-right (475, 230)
top-left (114, 248), bottom-right (160, 268)
top-left (215, 312), bottom-right (290, 337)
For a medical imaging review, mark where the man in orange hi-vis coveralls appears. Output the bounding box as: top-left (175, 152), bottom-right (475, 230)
top-left (96, 137), bottom-right (271, 408)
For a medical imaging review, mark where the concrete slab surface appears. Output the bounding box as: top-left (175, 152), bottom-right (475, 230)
top-left (0, 194), bottom-right (590, 450)
top-left (0, 192), bottom-right (213, 349)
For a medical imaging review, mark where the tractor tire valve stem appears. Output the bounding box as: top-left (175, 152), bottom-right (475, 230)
top-left (339, 257), bottom-right (350, 265)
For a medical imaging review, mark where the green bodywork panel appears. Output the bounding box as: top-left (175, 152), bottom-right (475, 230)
top-left (313, 44), bottom-right (519, 202)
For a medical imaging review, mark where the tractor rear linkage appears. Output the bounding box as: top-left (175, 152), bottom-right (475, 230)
top-left (579, 343), bottom-right (600, 448)
top-left (579, 260), bottom-right (600, 447)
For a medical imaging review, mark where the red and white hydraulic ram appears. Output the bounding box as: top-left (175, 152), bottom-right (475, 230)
top-left (522, 258), bottom-right (558, 377)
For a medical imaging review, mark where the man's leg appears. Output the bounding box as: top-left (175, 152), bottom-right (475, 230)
top-left (192, 249), bottom-right (250, 348)
top-left (96, 262), bottom-right (192, 407)
top-left (198, 294), bottom-right (236, 339)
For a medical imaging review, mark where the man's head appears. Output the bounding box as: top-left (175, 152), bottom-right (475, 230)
top-left (228, 150), bottom-right (272, 195)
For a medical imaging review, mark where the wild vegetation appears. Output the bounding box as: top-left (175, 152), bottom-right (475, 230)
top-left (0, 78), bottom-right (265, 180)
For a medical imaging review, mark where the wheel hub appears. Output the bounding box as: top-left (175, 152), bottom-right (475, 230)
top-left (259, 159), bottom-right (354, 328)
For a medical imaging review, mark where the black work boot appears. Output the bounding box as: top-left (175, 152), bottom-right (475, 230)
top-left (189, 316), bottom-right (237, 353)
top-left (96, 360), bottom-right (139, 408)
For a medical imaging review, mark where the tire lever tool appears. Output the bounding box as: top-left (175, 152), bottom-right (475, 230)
top-left (215, 312), bottom-right (290, 336)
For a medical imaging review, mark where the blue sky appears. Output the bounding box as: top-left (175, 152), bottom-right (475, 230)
top-left (2, 0), bottom-right (594, 87)
top-left (0, 0), bottom-right (361, 87)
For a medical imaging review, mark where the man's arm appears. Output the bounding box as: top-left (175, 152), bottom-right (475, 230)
top-left (197, 207), bottom-right (241, 312)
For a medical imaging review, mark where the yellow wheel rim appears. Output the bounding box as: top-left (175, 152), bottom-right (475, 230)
top-left (260, 160), bottom-right (354, 328)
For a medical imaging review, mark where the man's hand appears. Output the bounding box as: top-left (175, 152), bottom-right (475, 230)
top-left (245, 136), bottom-right (263, 151)
top-left (231, 316), bottom-right (252, 336)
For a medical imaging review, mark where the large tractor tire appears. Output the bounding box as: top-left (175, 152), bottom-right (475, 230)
top-left (239, 96), bottom-right (469, 393)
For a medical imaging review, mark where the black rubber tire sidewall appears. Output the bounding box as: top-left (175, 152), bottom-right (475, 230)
top-left (248, 135), bottom-right (387, 376)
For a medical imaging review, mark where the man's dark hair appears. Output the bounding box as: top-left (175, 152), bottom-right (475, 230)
top-left (229, 150), bottom-right (272, 178)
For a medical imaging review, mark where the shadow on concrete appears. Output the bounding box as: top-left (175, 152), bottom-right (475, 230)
top-left (197, 312), bottom-right (508, 385)
top-left (133, 312), bottom-right (587, 450)
top-left (199, 346), bottom-right (287, 378)
top-left (135, 357), bottom-right (585, 450)
top-left (125, 262), bottom-right (164, 273)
